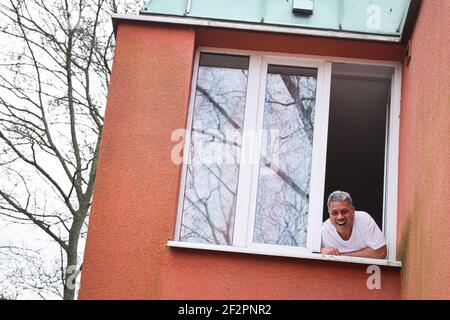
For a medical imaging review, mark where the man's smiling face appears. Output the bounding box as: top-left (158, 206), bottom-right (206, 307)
top-left (328, 200), bottom-right (355, 236)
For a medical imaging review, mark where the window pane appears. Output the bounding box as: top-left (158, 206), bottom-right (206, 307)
top-left (179, 53), bottom-right (249, 245)
top-left (253, 65), bottom-right (317, 247)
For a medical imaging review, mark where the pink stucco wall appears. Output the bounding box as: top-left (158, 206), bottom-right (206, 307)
top-left (78, 23), bottom-right (196, 299)
top-left (79, 22), bottom-right (403, 300)
top-left (398, 0), bottom-right (450, 299)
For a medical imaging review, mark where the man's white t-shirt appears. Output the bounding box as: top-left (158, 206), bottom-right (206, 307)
top-left (321, 211), bottom-right (386, 253)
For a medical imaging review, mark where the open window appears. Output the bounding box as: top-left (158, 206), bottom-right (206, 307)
top-left (324, 63), bottom-right (394, 230)
top-left (170, 48), bottom-right (401, 265)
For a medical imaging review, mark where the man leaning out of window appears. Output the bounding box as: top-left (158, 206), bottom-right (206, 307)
top-left (321, 190), bottom-right (387, 259)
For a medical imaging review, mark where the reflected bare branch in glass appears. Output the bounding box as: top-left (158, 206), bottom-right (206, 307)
top-left (179, 54), bottom-right (249, 245)
top-left (254, 66), bottom-right (317, 247)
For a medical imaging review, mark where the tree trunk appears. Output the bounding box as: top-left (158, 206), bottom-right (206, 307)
top-left (63, 214), bottom-right (84, 300)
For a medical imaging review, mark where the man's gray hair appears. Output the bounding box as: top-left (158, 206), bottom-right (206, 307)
top-left (327, 190), bottom-right (354, 208)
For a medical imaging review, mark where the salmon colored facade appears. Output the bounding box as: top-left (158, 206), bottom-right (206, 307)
top-left (397, 0), bottom-right (450, 299)
top-left (79, 0), bottom-right (449, 300)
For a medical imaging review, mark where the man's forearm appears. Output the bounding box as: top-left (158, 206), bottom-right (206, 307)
top-left (342, 246), bottom-right (387, 259)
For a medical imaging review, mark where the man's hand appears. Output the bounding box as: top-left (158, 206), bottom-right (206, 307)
top-left (321, 247), bottom-right (340, 256)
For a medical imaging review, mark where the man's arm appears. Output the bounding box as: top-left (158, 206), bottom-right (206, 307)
top-left (321, 245), bottom-right (387, 259)
top-left (341, 245), bottom-right (387, 259)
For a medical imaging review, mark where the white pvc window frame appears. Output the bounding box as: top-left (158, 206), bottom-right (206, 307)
top-left (170, 47), bottom-right (402, 267)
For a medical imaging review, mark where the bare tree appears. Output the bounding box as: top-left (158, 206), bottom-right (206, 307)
top-left (0, 0), bottom-right (142, 299)
top-left (1, 245), bottom-right (62, 299)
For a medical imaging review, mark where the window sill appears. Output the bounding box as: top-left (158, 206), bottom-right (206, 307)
top-left (167, 240), bottom-right (402, 268)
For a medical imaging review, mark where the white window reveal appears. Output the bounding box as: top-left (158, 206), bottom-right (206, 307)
top-left (170, 48), bottom-right (402, 267)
